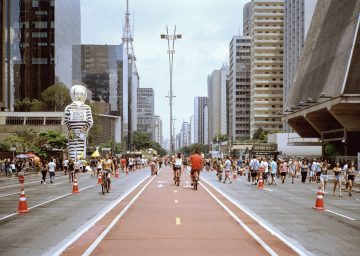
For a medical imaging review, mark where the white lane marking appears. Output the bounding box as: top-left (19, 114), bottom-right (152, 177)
top-left (0, 181), bottom-right (68, 198)
top-left (0, 187), bottom-right (39, 198)
top-left (200, 182), bottom-right (278, 256)
top-left (0, 184), bottom-right (94, 222)
top-left (325, 209), bottom-right (356, 221)
top-left (47, 173), bottom-right (152, 256)
top-left (174, 200), bottom-right (179, 204)
top-left (174, 190), bottom-right (177, 193)
top-left (0, 175), bottom-right (69, 189)
top-left (157, 184), bottom-right (163, 188)
top-left (82, 174), bottom-right (157, 256)
top-left (263, 188), bottom-right (273, 192)
top-left (200, 177), bottom-right (311, 256)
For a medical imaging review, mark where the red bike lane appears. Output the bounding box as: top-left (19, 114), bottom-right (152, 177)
top-left (62, 167), bottom-right (298, 256)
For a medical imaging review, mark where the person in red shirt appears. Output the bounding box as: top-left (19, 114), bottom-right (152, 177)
top-left (120, 156), bottom-right (127, 173)
top-left (189, 149), bottom-right (203, 186)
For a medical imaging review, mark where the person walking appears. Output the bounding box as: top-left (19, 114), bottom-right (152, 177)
top-left (48, 159), bottom-right (56, 183)
top-left (320, 160), bottom-right (330, 195)
top-left (346, 162), bottom-right (358, 197)
top-left (280, 160), bottom-right (287, 184)
top-left (332, 162), bottom-right (343, 197)
top-left (223, 156), bottom-right (232, 184)
top-left (270, 158), bottom-right (277, 185)
top-left (300, 159), bottom-right (309, 183)
top-left (40, 160), bottom-right (48, 184)
top-left (249, 156), bottom-right (259, 185)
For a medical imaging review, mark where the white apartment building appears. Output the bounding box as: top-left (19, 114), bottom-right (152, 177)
top-left (283, 0), bottom-right (317, 130)
top-left (180, 121), bottom-right (191, 148)
top-left (228, 36), bottom-right (251, 141)
top-left (207, 65), bottom-right (228, 143)
top-left (250, 0), bottom-right (285, 137)
top-left (153, 115), bottom-right (163, 145)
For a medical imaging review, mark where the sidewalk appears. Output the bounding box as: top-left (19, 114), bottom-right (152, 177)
top-left (62, 168), bottom-right (297, 256)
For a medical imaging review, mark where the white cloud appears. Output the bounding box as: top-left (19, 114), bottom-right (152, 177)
top-left (81, 0), bottom-right (249, 140)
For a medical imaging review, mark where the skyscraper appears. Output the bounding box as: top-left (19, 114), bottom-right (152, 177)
top-left (153, 115), bottom-right (163, 145)
top-left (283, 0), bottom-right (317, 130)
top-left (1, 0), bottom-right (81, 111)
top-left (243, 2), bottom-right (251, 36)
top-left (250, 0), bottom-right (284, 137)
top-left (228, 36), bottom-right (251, 141)
top-left (180, 121), bottom-right (191, 148)
top-left (194, 97), bottom-right (208, 144)
top-left (137, 88), bottom-right (154, 139)
top-left (73, 44), bottom-right (126, 115)
top-left (207, 65), bottom-right (228, 143)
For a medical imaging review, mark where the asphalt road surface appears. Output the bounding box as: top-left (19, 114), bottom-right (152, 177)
top-left (0, 167), bottom-right (359, 256)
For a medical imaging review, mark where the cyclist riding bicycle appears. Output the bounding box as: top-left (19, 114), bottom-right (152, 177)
top-left (173, 153), bottom-right (183, 182)
top-left (102, 155), bottom-right (114, 190)
top-left (189, 149), bottom-right (203, 187)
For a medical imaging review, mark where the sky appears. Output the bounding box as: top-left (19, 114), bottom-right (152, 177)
top-left (81, 0), bottom-right (249, 140)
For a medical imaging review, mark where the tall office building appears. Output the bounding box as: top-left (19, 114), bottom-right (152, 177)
top-left (250, 0), bottom-right (285, 137)
top-left (180, 121), bottom-right (191, 148)
top-left (190, 115), bottom-right (195, 144)
top-left (228, 36), bottom-right (251, 141)
top-left (207, 65), bottom-right (228, 143)
top-left (73, 44), bottom-right (126, 115)
top-left (1, 0), bottom-right (81, 111)
top-left (243, 2), bottom-right (252, 36)
top-left (283, 0), bottom-right (317, 130)
top-left (137, 88), bottom-right (154, 139)
top-left (153, 115), bottom-right (163, 145)
top-left (194, 97), bottom-right (208, 144)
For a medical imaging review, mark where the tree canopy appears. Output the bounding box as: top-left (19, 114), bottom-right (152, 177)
top-left (132, 131), bottom-right (167, 156)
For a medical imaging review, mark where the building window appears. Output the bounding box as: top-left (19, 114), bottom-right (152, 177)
top-left (33, 21), bottom-right (48, 29)
top-left (32, 32), bottom-right (48, 38)
top-left (32, 0), bottom-right (39, 7)
top-left (35, 11), bottom-right (48, 16)
top-left (32, 58), bottom-right (48, 64)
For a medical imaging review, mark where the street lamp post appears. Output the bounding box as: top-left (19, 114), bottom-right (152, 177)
top-left (161, 25), bottom-right (182, 155)
top-left (10, 144), bottom-right (17, 161)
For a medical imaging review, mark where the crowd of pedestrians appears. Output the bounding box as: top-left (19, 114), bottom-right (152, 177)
top-left (200, 156), bottom-right (359, 197)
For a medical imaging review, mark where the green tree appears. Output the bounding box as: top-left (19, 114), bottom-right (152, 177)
top-left (38, 130), bottom-right (67, 150)
top-left (253, 128), bottom-right (267, 142)
top-left (41, 83), bottom-right (71, 111)
top-left (6, 128), bottom-right (38, 152)
top-left (212, 134), bottom-right (228, 143)
top-left (132, 131), bottom-right (153, 150)
top-left (30, 99), bottom-right (45, 111)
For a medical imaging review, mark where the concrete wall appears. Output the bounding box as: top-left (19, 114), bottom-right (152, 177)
top-left (267, 133), bottom-right (321, 157)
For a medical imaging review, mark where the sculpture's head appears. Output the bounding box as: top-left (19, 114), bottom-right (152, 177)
top-left (70, 85), bottom-right (87, 104)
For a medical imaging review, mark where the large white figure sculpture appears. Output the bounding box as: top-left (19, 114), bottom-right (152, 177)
top-left (64, 85), bottom-right (93, 161)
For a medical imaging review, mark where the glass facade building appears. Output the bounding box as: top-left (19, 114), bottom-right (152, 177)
top-left (0, 0), bottom-right (80, 111)
top-left (73, 44), bottom-right (125, 116)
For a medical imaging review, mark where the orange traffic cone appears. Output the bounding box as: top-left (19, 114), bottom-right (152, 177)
top-left (97, 173), bottom-right (102, 184)
top-left (258, 174), bottom-right (264, 189)
top-left (18, 188), bottom-right (29, 213)
top-left (313, 185), bottom-right (324, 210)
top-left (72, 178), bottom-right (79, 194)
top-left (115, 169), bottom-right (119, 178)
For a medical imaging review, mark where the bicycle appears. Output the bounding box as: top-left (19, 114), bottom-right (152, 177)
top-left (192, 171), bottom-right (199, 190)
top-left (174, 168), bottom-right (181, 186)
top-left (101, 171), bottom-right (110, 195)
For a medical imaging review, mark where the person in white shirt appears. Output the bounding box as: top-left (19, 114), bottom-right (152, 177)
top-left (173, 153), bottom-right (183, 181)
top-left (47, 159), bottom-right (56, 183)
top-left (63, 158), bottom-right (69, 175)
top-left (223, 156), bottom-right (233, 184)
